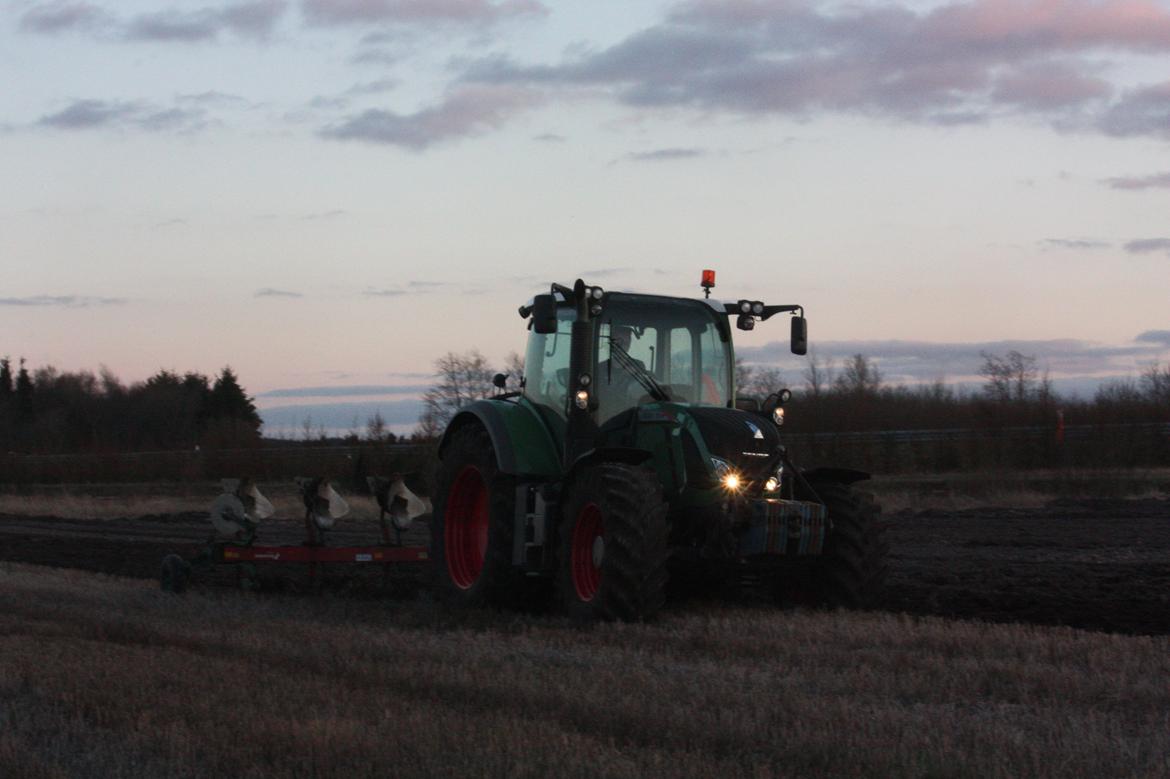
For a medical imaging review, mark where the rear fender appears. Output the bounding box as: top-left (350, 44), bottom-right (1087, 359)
top-left (439, 400), bottom-right (562, 479)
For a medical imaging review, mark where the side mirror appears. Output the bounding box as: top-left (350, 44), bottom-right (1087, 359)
top-left (492, 373), bottom-right (507, 389)
top-left (532, 294), bottom-right (558, 335)
top-left (762, 388), bottom-right (792, 414)
top-left (790, 316), bottom-right (807, 355)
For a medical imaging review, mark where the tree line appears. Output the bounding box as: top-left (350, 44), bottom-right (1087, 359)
top-left (0, 358), bottom-right (262, 454)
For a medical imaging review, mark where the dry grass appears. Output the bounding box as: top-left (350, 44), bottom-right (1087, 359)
top-left (2, 563), bottom-right (1168, 778)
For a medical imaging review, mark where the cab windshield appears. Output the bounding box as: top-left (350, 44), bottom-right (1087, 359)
top-left (522, 294), bottom-right (732, 423)
top-left (595, 294), bottom-right (731, 423)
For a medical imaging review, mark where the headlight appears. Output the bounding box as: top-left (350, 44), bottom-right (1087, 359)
top-left (710, 457), bottom-right (743, 491)
top-left (772, 406), bottom-right (785, 426)
top-left (575, 390), bottom-right (589, 409)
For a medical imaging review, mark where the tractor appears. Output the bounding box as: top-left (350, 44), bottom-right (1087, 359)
top-left (430, 272), bottom-right (887, 620)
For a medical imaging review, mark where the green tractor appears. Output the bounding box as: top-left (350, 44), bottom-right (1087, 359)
top-left (430, 273), bottom-right (887, 620)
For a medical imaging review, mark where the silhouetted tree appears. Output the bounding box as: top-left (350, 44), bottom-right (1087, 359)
top-left (15, 358), bottom-right (34, 423)
top-left (0, 357), bottom-right (12, 397)
top-left (979, 350), bottom-right (1038, 402)
top-left (203, 367), bottom-right (261, 446)
top-left (417, 350), bottom-right (498, 438)
top-left (835, 354), bottom-right (882, 397)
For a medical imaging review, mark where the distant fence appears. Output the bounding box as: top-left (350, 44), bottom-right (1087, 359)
top-left (784, 422), bottom-right (1170, 473)
top-left (3, 422), bottom-right (1169, 484)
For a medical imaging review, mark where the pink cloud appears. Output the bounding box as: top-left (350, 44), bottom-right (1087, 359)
top-left (922, 0), bottom-right (1170, 50)
top-left (301, 0), bottom-right (545, 26)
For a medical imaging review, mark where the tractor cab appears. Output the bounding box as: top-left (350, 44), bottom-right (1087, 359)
top-left (519, 274), bottom-right (806, 475)
top-left (523, 292), bottom-right (733, 426)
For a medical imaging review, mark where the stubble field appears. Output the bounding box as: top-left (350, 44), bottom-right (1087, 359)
top-left (1, 481), bottom-right (1169, 776)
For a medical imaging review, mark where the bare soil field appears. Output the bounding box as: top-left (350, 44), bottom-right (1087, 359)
top-left (1, 490), bottom-right (1168, 635)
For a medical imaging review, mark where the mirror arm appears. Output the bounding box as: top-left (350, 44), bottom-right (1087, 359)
top-left (759, 304), bottom-right (802, 321)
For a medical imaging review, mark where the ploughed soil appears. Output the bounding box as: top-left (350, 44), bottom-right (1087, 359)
top-left (2, 497), bottom-right (1168, 636)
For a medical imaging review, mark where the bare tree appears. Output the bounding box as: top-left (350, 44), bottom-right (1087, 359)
top-left (802, 351), bottom-right (835, 398)
top-left (979, 350), bottom-right (1038, 402)
top-left (834, 354), bottom-right (882, 397)
top-left (736, 363), bottom-right (785, 399)
top-left (365, 411), bottom-right (388, 442)
top-left (1141, 362), bottom-right (1170, 405)
top-left (504, 351), bottom-right (525, 391)
top-left (417, 350), bottom-right (497, 437)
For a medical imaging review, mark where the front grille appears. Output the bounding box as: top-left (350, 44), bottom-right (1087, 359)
top-left (686, 406), bottom-right (779, 480)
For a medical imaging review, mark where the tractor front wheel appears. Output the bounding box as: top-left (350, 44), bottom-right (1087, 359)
top-left (429, 424), bottom-right (516, 607)
top-left (782, 481), bottom-right (887, 609)
top-left (557, 463), bottom-right (669, 621)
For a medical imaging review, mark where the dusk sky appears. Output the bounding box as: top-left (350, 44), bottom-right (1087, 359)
top-left (3, 0), bottom-right (1168, 434)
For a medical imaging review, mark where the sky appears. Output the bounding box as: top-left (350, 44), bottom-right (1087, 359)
top-left (2, 0), bottom-right (1168, 435)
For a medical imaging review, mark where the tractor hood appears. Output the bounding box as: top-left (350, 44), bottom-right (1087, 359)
top-left (684, 406), bottom-right (781, 480)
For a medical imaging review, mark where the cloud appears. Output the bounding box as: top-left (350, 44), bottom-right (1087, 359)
top-left (533, 132), bottom-right (564, 142)
top-left (301, 0), bottom-right (546, 27)
top-left (1136, 330), bottom-right (1170, 347)
top-left (0, 295), bottom-right (125, 307)
top-left (1103, 171), bottom-right (1170, 190)
top-left (254, 287), bottom-right (303, 298)
top-left (1123, 238), bottom-right (1170, 254)
top-left (737, 335), bottom-right (1168, 384)
top-left (623, 147), bottom-right (706, 162)
top-left (1039, 238), bottom-right (1110, 250)
top-left (36, 99), bottom-right (209, 133)
top-left (177, 91), bottom-right (253, 108)
top-left (19, 1), bottom-right (287, 42)
top-left (259, 384), bottom-right (430, 397)
top-left (362, 280), bottom-right (458, 297)
top-left (297, 209), bottom-right (347, 221)
top-left (37, 99), bottom-right (137, 129)
top-left (124, 1), bottom-right (286, 41)
top-left (19, 2), bottom-right (111, 33)
top-left (345, 79), bottom-right (400, 96)
top-left (320, 84), bottom-right (541, 149)
top-left (460, 0), bottom-right (1170, 138)
top-left (257, 399), bottom-right (424, 431)
top-left (1099, 81), bottom-right (1170, 138)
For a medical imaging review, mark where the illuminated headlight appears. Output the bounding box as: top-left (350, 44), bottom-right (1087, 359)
top-left (711, 457), bottom-right (742, 491)
top-left (575, 390), bottom-right (590, 410)
top-left (590, 287), bottom-right (604, 300)
top-left (764, 465), bottom-right (784, 493)
top-left (772, 406), bottom-right (785, 426)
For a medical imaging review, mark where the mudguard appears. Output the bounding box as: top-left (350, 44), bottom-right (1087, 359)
top-left (439, 399), bottom-right (563, 478)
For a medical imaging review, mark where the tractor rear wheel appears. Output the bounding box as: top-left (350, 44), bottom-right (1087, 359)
top-left (785, 481), bottom-right (887, 608)
top-left (429, 424), bottom-right (516, 607)
top-left (557, 463), bottom-right (669, 621)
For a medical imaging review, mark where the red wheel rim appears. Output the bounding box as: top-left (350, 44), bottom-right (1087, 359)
top-left (570, 503), bottom-right (604, 602)
top-left (445, 465), bottom-right (489, 589)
